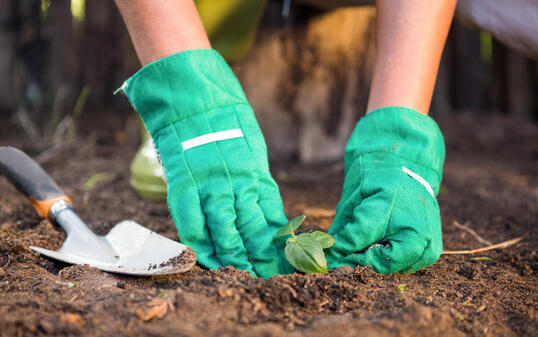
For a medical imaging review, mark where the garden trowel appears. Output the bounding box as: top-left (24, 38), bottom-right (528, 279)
top-left (0, 146), bottom-right (196, 275)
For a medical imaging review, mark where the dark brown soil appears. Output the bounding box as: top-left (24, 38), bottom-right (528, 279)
top-left (0, 111), bottom-right (536, 337)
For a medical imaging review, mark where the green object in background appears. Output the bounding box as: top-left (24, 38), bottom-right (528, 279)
top-left (195, 0), bottom-right (266, 61)
top-left (130, 0), bottom-right (267, 202)
top-left (121, 49), bottom-right (293, 278)
top-left (325, 107), bottom-right (446, 274)
top-left (129, 120), bottom-right (167, 202)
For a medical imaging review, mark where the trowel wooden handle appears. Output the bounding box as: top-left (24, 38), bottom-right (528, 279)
top-left (0, 147), bottom-right (72, 219)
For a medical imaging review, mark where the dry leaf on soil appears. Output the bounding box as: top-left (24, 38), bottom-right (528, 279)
top-left (136, 293), bottom-right (175, 322)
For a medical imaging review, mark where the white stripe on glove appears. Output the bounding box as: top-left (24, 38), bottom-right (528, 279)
top-left (402, 167), bottom-right (435, 198)
top-left (182, 129), bottom-right (244, 150)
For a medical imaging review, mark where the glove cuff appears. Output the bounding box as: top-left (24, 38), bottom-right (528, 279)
top-left (346, 107), bottom-right (446, 183)
top-left (118, 49), bottom-right (249, 135)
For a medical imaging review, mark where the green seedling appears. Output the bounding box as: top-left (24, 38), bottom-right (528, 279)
top-left (85, 172), bottom-right (114, 190)
top-left (395, 283), bottom-right (408, 293)
top-left (277, 215), bottom-right (335, 274)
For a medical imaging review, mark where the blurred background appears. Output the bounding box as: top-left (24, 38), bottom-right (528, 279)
top-left (0, 0), bottom-right (536, 162)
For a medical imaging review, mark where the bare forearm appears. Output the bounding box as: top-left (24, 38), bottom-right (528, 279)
top-left (115, 0), bottom-right (211, 66)
top-left (367, 0), bottom-right (457, 115)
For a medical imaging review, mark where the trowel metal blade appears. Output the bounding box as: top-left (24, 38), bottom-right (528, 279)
top-left (30, 220), bottom-right (196, 275)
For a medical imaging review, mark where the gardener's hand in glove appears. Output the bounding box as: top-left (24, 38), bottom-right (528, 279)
top-left (121, 49), bottom-right (293, 279)
top-left (326, 107), bottom-right (446, 274)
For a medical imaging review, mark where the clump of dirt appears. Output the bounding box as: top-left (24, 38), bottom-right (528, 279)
top-left (160, 247), bottom-right (197, 269)
top-left (0, 111), bottom-right (536, 337)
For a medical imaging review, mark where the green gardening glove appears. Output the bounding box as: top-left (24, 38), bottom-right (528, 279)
top-left (326, 107), bottom-right (445, 274)
top-left (119, 49), bottom-right (293, 278)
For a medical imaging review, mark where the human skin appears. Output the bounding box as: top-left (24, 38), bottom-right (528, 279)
top-left (114, 0), bottom-right (211, 66)
top-left (367, 0), bottom-right (457, 115)
top-left (116, 0), bottom-right (457, 114)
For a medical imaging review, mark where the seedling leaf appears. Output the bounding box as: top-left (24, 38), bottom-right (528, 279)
top-left (285, 240), bottom-right (309, 272)
top-left (296, 234), bottom-right (327, 269)
top-left (279, 215), bottom-right (334, 274)
top-left (298, 234), bottom-right (327, 273)
top-left (277, 215), bottom-right (306, 237)
top-left (285, 234), bottom-right (327, 274)
top-left (310, 231), bottom-right (335, 249)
